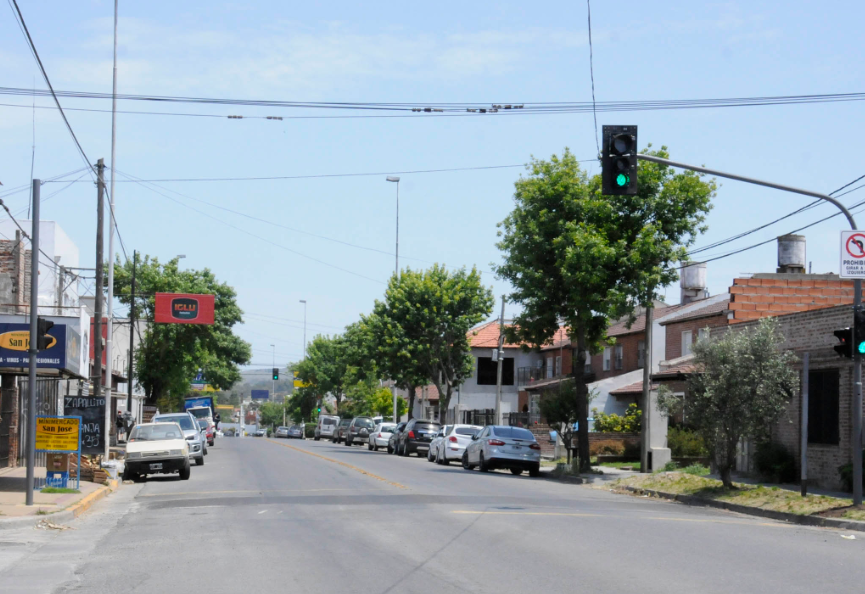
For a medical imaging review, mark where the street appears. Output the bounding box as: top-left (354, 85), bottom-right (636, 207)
top-left (1, 437), bottom-right (862, 593)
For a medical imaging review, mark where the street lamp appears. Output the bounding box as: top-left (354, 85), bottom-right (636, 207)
top-left (386, 176), bottom-right (400, 422)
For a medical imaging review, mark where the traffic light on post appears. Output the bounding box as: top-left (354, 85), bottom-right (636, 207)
top-left (36, 317), bottom-right (54, 351)
top-left (272, 368), bottom-right (279, 381)
top-left (854, 306), bottom-right (865, 357)
top-left (601, 125), bottom-right (638, 195)
top-left (834, 327), bottom-right (853, 358)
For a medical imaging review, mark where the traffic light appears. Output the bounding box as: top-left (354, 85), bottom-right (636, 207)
top-left (36, 317), bottom-right (54, 351)
top-left (834, 327), bottom-right (853, 358)
top-left (854, 306), bottom-right (865, 357)
top-left (601, 125), bottom-right (638, 195)
top-left (272, 368), bottom-right (279, 381)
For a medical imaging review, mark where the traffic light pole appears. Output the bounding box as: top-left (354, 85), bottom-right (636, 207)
top-left (637, 153), bottom-right (863, 506)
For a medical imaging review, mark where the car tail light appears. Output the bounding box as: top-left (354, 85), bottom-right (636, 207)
top-left (408, 431), bottom-right (415, 438)
top-left (529, 443), bottom-right (541, 450)
top-left (448, 436), bottom-right (458, 443)
top-left (377, 433), bottom-right (382, 438)
top-left (489, 439), bottom-right (505, 446)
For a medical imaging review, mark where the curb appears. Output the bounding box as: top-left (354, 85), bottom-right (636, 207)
top-left (623, 486), bottom-right (865, 532)
top-left (0, 482), bottom-right (117, 531)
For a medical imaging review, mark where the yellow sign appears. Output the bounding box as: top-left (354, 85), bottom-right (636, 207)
top-left (294, 379), bottom-right (310, 388)
top-left (35, 417), bottom-right (80, 451)
top-left (0, 331), bottom-right (56, 351)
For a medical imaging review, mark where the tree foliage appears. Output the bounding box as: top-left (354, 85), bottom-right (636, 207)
top-left (494, 147), bottom-right (714, 471)
top-left (592, 403), bottom-right (642, 433)
top-left (657, 318), bottom-right (798, 487)
top-left (113, 254), bottom-right (251, 409)
top-left (294, 334), bottom-right (349, 410)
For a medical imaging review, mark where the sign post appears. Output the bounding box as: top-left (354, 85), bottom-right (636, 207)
top-left (35, 416), bottom-right (81, 490)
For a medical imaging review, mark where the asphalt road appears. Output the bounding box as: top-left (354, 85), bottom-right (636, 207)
top-left (1, 435), bottom-right (863, 593)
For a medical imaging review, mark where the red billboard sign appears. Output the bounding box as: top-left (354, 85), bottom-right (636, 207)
top-left (154, 293), bottom-right (215, 325)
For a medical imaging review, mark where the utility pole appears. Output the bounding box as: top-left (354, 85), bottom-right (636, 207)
top-left (95, 159), bottom-right (106, 459)
top-left (387, 175), bottom-right (400, 422)
top-left (640, 304), bottom-right (653, 472)
top-left (494, 295), bottom-right (506, 425)
top-left (24, 178), bottom-right (40, 505)
top-left (637, 152), bottom-right (863, 505)
top-left (127, 250), bottom-right (136, 416)
top-left (105, 0), bottom-right (119, 459)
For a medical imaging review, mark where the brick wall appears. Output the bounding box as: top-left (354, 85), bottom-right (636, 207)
top-left (0, 234), bottom-right (31, 312)
top-left (729, 276), bottom-right (854, 324)
top-left (590, 332), bottom-right (645, 380)
top-left (664, 314), bottom-right (729, 360)
top-left (734, 305), bottom-right (855, 490)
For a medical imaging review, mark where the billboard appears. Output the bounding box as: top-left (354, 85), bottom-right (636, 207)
top-left (251, 389), bottom-right (269, 400)
top-left (154, 293), bottom-right (215, 325)
top-left (0, 322), bottom-right (78, 373)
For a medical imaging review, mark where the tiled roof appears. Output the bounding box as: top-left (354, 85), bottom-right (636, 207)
top-left (540, 326), bottom-right (571, 351)
top-left (660, 297), bottom-right (730, 325)
top-left (470, 321), bottom-right (570, 350)
top-left (415, 384), bottom-right (440, 401)
top-left (609, 380), bottom-right (657, 395)
top-left (652, 360), bottom-right (699, 380)
top-left (607, 303), bottom-right (676, 337)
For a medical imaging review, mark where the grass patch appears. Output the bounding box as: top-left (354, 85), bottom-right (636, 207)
top-left (599, 461), bottom-right (641, 471)
top-left (614, 472), bottom-right (863, 518)
top-left (40, 487), bottom-right (81, 494)
top-left (35, 509), bottom-right (49, 515)
top-left (540, 457), bottom-right (569, 468)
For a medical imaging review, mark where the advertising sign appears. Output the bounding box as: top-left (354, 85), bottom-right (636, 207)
top-left (841, 231), bottom-right (865, 279)
top-left (63, 396), bottom-right (105, 454)
top-left (35, 416), bottom-right (80, 451)
top-left (251, 389), bottom-right (269, 400)
top-left (0, 323), bottom-right (71, 370)
top-left (154, 293), bottom-right (215, 325)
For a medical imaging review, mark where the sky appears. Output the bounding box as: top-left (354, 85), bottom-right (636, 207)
top-left (0, 0), bottom-right (863, 370)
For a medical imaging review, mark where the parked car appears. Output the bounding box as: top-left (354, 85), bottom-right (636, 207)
top-left (123, 422), bottom-right (191, 481)
top-left (432, 424), bottom-right (482, 465)
top-left (287, 425), bottom-right (303, 439)
top-left (315, 415), bottom-right (340, 441)
top-left (368, 422), bottom-right (397, 451)
top-left (275, 426), bottom-right (291, 438)
top-left (197, 417), bottom-right (216, 446)
top-left (332, 418), bottom-right (352, 443)
top-left (345, 417), bottom-right (375, 446)
top-left (396, 419), bottom-right (442, 457)
top-left (153, 412), bottom-right (205, 466)
top-left (463, 425), bottom-right (541, 476)
top-left (427, 425), bottom-right (452, 461)
top-left (194, 419), bottom-right (210, 455)
top-left (254, 429), bottom-right (266, 437)
top-left (387, 422), bottom-right (406, 454)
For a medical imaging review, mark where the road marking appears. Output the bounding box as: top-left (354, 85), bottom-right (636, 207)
top-left (266, 439), bottom-right (408, 490)
top-left (452, 510), bottom-right (790, 528)
top-left (258, 510), bottom-right (267, 514)
top-left (452, 511), bottom-right (601, 518)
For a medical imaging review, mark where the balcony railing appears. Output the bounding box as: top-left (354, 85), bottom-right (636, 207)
top-left (517, 366), bottom-right (550, 387)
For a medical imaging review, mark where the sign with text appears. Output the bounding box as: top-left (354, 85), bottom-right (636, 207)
top-left (251, 389), bottom-right (269, 400)
top-left (35, 417), bottom-right (80, 451)
top-left (154, 293), bottom-right (215, 325)
top-left (841, 231), bottom-right (865, 278)
top-left (0, 323), bottom-right (78, 374)
top-left (63, 396), bottom-right (105, 454)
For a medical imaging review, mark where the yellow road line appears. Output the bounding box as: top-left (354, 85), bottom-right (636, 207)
top-left (266, 439), bottom-right (408, 490)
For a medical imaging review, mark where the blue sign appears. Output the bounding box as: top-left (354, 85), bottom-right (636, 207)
top-left (184, 397), bottom-right (213, 410)
top-left (0, 323), bottom-right (77, 373)
top-left (251, 389), bottom-right (269, 400)
top-left (192, 370), bottom-right (205, 384)
top-left (46, 471), bottom-right (69, 489)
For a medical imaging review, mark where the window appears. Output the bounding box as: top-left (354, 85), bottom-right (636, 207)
top-left (698, 328), bottom-right (709, 342)
top-left (555, 356), bottom-right (562, 376)
top-left (614, 345), bottom-right (623, 370)
top-left (584, 354), bottom-right (592, 374)
top-left (477, 357), bottom-right (514, 386)
top-left (637, 341), bottom-right (645, 368)
top-left (546, 356), bottom-right (553, 378)
top-left (681, 330), bottom-right (694, 356)
top-left (603, 347), bottom-right (611, 371)
top-left (808, 369), bottom-right (840, 445)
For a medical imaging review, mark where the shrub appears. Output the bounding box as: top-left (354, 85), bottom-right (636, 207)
top-left (680, 463), bottom-right (710, 476)
top-left (657, 461), bottom-right (679, 473)
top-left (754, 441), bottom-right (796, 484)
top-left (622, 440), bottom-right (641, 458)
top-left (589, 440), bottom-right (625, 456)
top-left (838, 451), bottom-right (865, 492)
top-left (667, 427), bottom-right (708, 457)
top-left (592, 403), bottom-right (642, 433)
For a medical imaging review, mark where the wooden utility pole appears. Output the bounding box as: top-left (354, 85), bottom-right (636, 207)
top-left (494, 295), bottom-right (506, 425)
top-left (94, 159), bottom-right (106, 455)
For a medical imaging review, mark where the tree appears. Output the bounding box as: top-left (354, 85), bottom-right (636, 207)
top-left (294, 335), bottom-right (349, 411)
top-left (375, 265), bottom-right (493, 420)
top-left (258, 401), bottom-right (286, 429)
top-left (657, 318), bottom-right (798, 487)
top-left (494, 148), bottom-right (714, 472)
top-left (113, 254), bottom-right (251, 409)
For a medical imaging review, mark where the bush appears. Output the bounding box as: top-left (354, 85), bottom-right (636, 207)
top-left (592, 403), bottom-right (642, 433)
top-left (754, 441), bottom-right (796, 484)
top-left (589, 440), bottom-right (625, 456)
top-left (838, 451), bottom-right (865, 492)
top-left (657, 461), bottom-right (679, 473)
top-left (680, 463), bottom-right (710, 476)
top-left (667, 427), bottom-right (708, 457)
top-left (304, 424), bottom-right (316, 438)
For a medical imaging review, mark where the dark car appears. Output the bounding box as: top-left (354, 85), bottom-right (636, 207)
top-left (396, 419), bottom-right (442, 457)
top-left (387, 422), bottom-right (406, 454)
top-left (332, 418), bottom-right (352, 444)
top-left (345, 417), bottom-right (375, 446)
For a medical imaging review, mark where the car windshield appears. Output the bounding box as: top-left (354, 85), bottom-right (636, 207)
top-left (355, 418), bottom-right (375, 429)
top-left (323, 418), bottom-right (336, 426)
top-left (155, 415), bottom-right (194, 430)
top-left (379, 424), bottom-right (396, 432)
top-left (455, 427), bottom-right (480, 437)
top-left (491, 426), bottom-right (535, 440)
top-left (130, 424), bottom-right (182, 441)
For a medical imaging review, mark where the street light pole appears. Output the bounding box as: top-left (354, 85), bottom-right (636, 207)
top-left (387, 176), bottom-right (400, 421)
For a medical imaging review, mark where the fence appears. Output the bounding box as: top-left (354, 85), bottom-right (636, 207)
top-left (17, 378), bottom-right (60, 486)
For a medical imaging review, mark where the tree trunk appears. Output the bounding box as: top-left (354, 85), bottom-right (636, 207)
top-left (576, 326), bottom-right (590, 473)
top-left (406, 383), bottom-right (415, 421)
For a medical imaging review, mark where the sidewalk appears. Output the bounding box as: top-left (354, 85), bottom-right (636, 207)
top-left (0, 466), bottom-right (112, 521)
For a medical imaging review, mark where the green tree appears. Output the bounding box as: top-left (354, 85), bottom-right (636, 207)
top-left (294, 335), bottom-right (349, 411)
top-left (375, 265), bottom-right (493, 420)
top-left (258, 401), bottom-right (286, 429)
top-left (113, 254), bottom-right (251, 409)
top-left (494, 148), bottom-right (714, 472)
top-left (657, 318), bottom-right (798, 487)
top-left (592, 403), bottom-right (642, 433)
top-left (365, 309), bottom-right (427, 420)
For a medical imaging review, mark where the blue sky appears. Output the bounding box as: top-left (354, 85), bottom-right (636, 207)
top-left (1, 0), bottom-right (863, 368)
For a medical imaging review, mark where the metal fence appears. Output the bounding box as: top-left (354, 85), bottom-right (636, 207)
top-left (17, 378), bottom-right (60, 485)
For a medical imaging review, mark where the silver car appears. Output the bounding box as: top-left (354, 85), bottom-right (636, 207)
top-left (431, 424), bottom-right (482, 465)
top-left (153, 412), bottom-right (206, 466)
top-left (427, 425), bottom-right (452, 462)
top-left (463, 425), bottom-right (541, 477)
top-left (368, 422), bottom-right (397, 451)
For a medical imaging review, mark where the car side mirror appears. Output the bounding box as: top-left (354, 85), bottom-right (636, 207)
top-left (471, 435), bottom-right (478, 441)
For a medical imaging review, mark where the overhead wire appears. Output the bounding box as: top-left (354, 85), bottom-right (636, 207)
top-left (586, 0), bottom-right (600, 157)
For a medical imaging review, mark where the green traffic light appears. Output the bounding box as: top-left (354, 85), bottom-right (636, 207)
top-left (858, 342), bottom-right (865, 355)
top-left (616, 173), bottom-right (629, 187)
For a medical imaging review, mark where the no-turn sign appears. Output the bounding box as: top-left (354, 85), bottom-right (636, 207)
top-left (841, 231), bottom-right (865, 278)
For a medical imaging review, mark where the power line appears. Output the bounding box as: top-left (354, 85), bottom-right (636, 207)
top-left (586, 0), bottom-right (600, 157)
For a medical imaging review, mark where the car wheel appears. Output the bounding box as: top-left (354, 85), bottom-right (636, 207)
top-left (122, 468), bottom-right (137, 482)
top-left (208, 440), bottom-right (214, 447)
top-left (368, 442), bottom-right (374, 451)
top-left (179, 463), bottom-right (191, 480)
top-left (373, 443), bottom-right (379, 452)
top-left (203, 447), bottom-right (208, 456)
top-left (345, 437), bottom-right (352, 446)
top-left (196, 455), bottom-right (205, 466)
top-left (510, 468), bottom-right (523, 476)
top-left (387, 443), bottom-right (393, 454)
top-left (479, 452), bottom-right (489, 472)
top-left (314, 436), bottom-right (320, 441)
top-left (427, 449), bottom-right (435, 462)
top-left (462, 452), bottom-right (472, 470)
top-left (529, 464), bottom-right (541, 478)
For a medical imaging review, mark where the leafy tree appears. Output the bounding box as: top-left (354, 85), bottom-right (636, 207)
top-left (113, 254), bottom-right (251, 409)
top-left (294, 334), bottom-right (349, 411)
top-left (657, 318), bottom-right (798, 487)
top-left (592, 403), bottom-right (642, 433)
top-left (494, 148), bottom-right (714, 472)
top-left (258, 401), bottom-right (286, 429)
top-left (375, 265), bottom-right (493, 420)
top-left (365, 309), bottom-right (427, 420)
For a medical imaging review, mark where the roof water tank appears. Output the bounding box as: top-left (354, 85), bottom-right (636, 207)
top-left (680, 262), bottom-right (707, 290)
top-left (777, 234), bottom-right (806, 272)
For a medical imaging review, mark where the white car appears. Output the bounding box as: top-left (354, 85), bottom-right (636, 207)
top-left (367, 422), bottom-right (397, 451)
top-left (463, 425), bottom-right (541, 477)
top-left (431, 424), bottom-right (482, 465)
top-left (427, 425), bottom-right (452, 462)
top-left (123, 422), bottom-right (191, 481)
